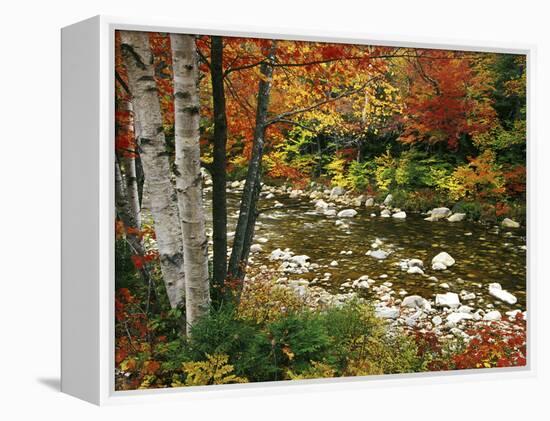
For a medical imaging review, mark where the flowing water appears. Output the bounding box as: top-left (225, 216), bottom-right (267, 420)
top-left (208, 188), bottom-right (527, 312)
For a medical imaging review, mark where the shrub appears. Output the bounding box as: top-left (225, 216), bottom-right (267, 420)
top-left (320, 300), bottom-right (384, 372)
top-left (452, 315), bottom-right (526, 369)
top-left (452, 201), bottom-right (483, 221)
top-left (237, 276), bottom-right (307, 324)
top-left (184, 305), bottom-right (277, 381)
top-left (173, 354), bottom-right (248, 386)
top-left (267, 313), bottom-right (331, 378)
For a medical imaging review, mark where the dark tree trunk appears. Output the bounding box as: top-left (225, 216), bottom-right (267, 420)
top-left (210, 36), bottom-right (229, 296)
top-left (227, 41), bottom-right (276, 287)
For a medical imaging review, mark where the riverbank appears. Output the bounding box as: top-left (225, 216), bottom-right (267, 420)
top-left (220, 178), bottom-right (527, 349)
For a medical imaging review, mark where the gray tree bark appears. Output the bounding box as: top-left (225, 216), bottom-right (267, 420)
top-left (227, 41), bottom-right (277, 286)
top-left (209, 36), bottom-right (228, 296)
top-left (170, 33), bottom-right (211, 334)
top-left (120, 30), bottom-right (186, 309)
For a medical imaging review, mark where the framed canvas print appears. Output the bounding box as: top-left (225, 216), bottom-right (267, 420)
top-left (61, 16), bottom-right (533, 405)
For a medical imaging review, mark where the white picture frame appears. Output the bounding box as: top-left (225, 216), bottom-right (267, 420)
top-left (61, 15), bottom-right (535, 405)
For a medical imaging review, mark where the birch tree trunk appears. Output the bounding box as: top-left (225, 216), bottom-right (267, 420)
top-left (170, 33), bottom-right (211, 334)
top-left (210, 36), bottom-right (228, 296)
top-left (120, 30), bottom-right (186, 309)
top-left (227, 41), bottom-right (277, 285)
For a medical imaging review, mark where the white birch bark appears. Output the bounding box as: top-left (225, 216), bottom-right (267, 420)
top-left (170, 34), bottom-right (211, 334)
top-left (120, 30), bottom-right (185, 308)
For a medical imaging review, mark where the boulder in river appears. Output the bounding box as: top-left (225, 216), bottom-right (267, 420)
top-left (430, 207), bottom-right (452, 220)
top-left (250, 244), bottom-right (263, 253)
top-left (270, 248), bottom-right (293, 261)
top-left (392, 211), bottom-right (407, 219)
top-left (447, 213), bottom-right (466, 222)
top-left (375, 306), bottom-right (399, 319)
top-left (365, 197), bottom-right (375, 207)
top-left (407, 266), bottom-right (424, 275)
top-left (501, 218), bottom-right (520, 228)
top-left (447, 312), bottom-right (474, 325)
top-left (408, 258), bottom-right (424, 268)
top-left (330, 186), bottom-right (346, 198)
top-left (401, 295), bottom-right (430, 310)
top-left (488, 282), bottom-right (518, 305)
top-left (432, 252), bottom-right (456, 268)
top-left (380, 209), bottom-right (391, 218)
top-left (337, 209), bottom-right (358, 218)
top-left (290, 255), bottom-right (310, 267)
top-left (314, 199), bottom-right (330, 211)
top-left (435, 292), bottom-right (461, 308)
top-left (383, 194), bottom-right (393, 205)
top-left (369, 249), bottom-right (389, 260)
top-left (483, 310), bottom-right (502, 321)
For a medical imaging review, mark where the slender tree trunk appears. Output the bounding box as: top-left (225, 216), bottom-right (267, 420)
top-left (117, 99), bottom-right (142, 229)
top-left (210, 36), bottom-right (228, 295)
top-left (120, 31), bottom-right (186, 309)
top-left (115, 159), bottom-right (159, 310)
top-left (227, 41), bottom-right (277, 286)
top-left (170, 33), bottom-right (211, 334)
top-left (115, 158), bottom-right (142, 255)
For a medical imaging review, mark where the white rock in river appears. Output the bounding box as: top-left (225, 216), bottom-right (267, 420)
top-left (250, 244), bottom-right (263, 253)
top-left (392, 211), bottom-right (407, 219)
top-left (432, 252), bottom-right (456, 268)
top-left (324, 209), bottom-right (337, 217)
top-left (330, 260), bottom-right (339, 267)
top-left (447, 213), bottom-right (466, 222)
top-left (461, 292), bottom-right (476, 300)
top-left (265, 192), bottom-right (275, 199)
top-left (447, 312), bottom-right (474, 324)
top-left (357, 280), bottom-right (370, 289)
top-left (269, 248), bottom-right (292, 261)
top-left (432, 315), bottom-right (443, 326)
top-left (230, 180), bottom-right (241, 188)
top-left (337, 209), bottom-right (357, 218)
top-left (369, 249), bottom-right (389, 260)
top-left (407, 266), bottom-right (424, 275)
top-left (483, 310), bottom-right (502, 321)
top-left (488, 283), bottom-right (517, 305)
top-left (408, 258), bottom-right (424, 268)
top-left (314, 199), bottom-right (330, 211)
top-left (365, 197), bottom-right (375, 207)
top-left (380, 209), bottom-right (391, 218)
top-left (432, 262), bottom-right (447, 271)
top-left (435, 292), bottom-right (461, 308)
top-left (401, 295), bottom-right (429, 309)
top-left (291, 255), bottom-right (310, 266)
top-left (383, 194), bottom-right (393, 205)
top-left (501, 218), bottom-right (520, 228)
top-left (430, 207), bottom-right (452, 220)
top-left (506, 309), bottom-right (522, 319)
top-left (375, 306), bottom-right (399, 319)
top-left (330, 186), bottom-right (346, 197)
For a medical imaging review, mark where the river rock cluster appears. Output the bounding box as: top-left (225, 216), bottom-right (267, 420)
top-left (229, 180), bottom-right (525, 346)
